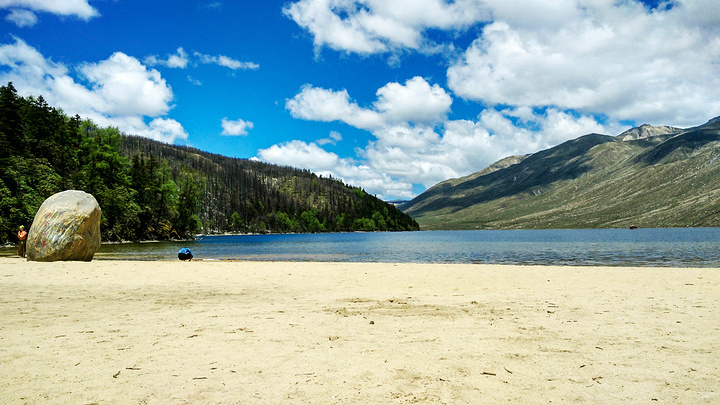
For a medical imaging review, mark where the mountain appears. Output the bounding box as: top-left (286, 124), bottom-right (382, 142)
top-left (401, 117), bottom-right (720, 230)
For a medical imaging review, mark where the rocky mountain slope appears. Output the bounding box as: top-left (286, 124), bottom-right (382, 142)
top-left (401, 117), bottom-right (720, 230)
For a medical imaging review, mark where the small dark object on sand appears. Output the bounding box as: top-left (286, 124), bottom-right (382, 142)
top-left (178, 247), bottom-right (193, 261)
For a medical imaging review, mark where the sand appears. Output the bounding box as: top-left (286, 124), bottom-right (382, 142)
top-left (0, 258), bottom-right (718, 404)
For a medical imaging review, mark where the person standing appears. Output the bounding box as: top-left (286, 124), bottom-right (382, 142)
top-left (17, 225), bottom-right (27, 258)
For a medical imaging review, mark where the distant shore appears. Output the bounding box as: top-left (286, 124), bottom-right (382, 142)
top-left (1, 258), bottom-right (718, 403)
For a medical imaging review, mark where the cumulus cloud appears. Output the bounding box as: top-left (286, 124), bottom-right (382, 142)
top-left (447, 0), bottom-right (720, 127)
top-left (79, 52), bottom-right (174, 117)
top-left (374, 76), bottom-right (452, 124)
top-left (221, 117), bottom-right (254, 136)
top-left (258, 140), bottom-right (340, 170)
top-left (286, 85), bottom-right (383, 129)
top-left (0, 37), bottom-right (187, 143)
top-left (286, 76), bottom-right (451, 129)
top-left (0, 0), bottom-right (99, 21)
top-left (283, 0), bottom-right (489, 55)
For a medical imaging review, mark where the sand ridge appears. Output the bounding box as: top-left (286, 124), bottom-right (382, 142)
top-left (0, 258), bottom-right (718, 404)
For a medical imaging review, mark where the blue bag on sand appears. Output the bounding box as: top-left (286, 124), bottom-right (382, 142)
top-left (178, 247), bottom-right (193, 261)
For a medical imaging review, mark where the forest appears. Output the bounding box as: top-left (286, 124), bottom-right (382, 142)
top-left (0, 82), bottom-right (418, 244)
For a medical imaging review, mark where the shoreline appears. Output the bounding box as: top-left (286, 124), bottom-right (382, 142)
top-left (1, 258), bottom-right (718, 403)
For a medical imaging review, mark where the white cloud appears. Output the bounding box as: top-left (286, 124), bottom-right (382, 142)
top-left (278, 77), bottom-right (628, 199)
top-left (143, 118), bottom-right (188, 143)
top-left (5, 8), bottom-right (36, 26)
top-left (286, 85), bottom-right (383, 129)
top-left (145, 48), bottom-right (189, 69)
top-left (221, 117), bottom-right (254, 136)
top-left (144, 48), bottom-right (259, 76)
top-left (79, 52), bottom-right (174, 117)
top-left (0, 37), bottom-right (188, 144)
top-left (447, 1), bottom-right (720, 127)
top-left (286, 76), bottom-right (451, 129)
top-left (0, 35), bottom-right (65, 74)
top-left (0, 0), bottom-right (99, 20)
top-left (217, 55), bottom-right (258, 70)
top-left (480, 0), bottom-right (583, 31)
top-left (144, 48), bottom-right (260, 72)
top-left (316, 130), bottom-right (342, 145)
top-left (258, 140), bottom-right (340, 169)
top-left (371, 124), bottom-right (439, 150)
top-left (374, 76), bottom-right (452, 124)
top-left (194, 52), bottom-right (259, 70)
top-left (287, 0), bottom-right (719, 131)
top-left (283, 0), bottom-right (489, 55)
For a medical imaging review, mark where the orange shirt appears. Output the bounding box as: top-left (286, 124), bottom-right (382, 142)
top-left (18, 230), bottom-right (27, 240)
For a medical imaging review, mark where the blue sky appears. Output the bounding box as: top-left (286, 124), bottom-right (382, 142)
top-left (1, 0), bottom-right (719, 200)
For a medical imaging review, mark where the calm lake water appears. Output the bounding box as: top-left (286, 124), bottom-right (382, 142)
top-left (3, 228), bottom-right (719, 267)
top-left (82, 228), bottom-right (720, 267)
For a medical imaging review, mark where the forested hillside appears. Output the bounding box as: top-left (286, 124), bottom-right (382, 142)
top-left (0, 83), bottom-right (418, 243)
top-left (119, 135), bottom-right (418, 236)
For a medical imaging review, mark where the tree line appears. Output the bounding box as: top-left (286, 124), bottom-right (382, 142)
top-left (0, 82), bottom-right (418, 244)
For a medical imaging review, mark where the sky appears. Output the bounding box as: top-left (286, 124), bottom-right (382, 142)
top-left (0, 0), bottom-right (719, 200)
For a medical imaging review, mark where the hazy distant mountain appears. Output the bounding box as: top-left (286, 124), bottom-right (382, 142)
top-left (401, 117), bottom-right (720, 230)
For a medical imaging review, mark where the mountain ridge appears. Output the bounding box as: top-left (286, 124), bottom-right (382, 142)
top-left (401, 116), bottom-right (720, 229)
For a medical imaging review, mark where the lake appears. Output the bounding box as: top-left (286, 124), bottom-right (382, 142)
top-left (84, 228), bottom-right (720, 267)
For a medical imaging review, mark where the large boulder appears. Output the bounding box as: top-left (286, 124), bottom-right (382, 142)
top-left (27, 190), bottom-right (102, 262)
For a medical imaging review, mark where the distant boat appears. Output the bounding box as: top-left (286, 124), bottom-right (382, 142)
top-left (629, 225), bottom-right (638, 230)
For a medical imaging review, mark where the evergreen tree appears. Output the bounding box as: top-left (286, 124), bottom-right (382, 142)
top-left (78, 123), bottom-right (139, 240)
top-left (173, 174), bottom-right (203, 238)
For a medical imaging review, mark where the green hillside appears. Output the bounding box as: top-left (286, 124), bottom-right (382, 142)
top-left (402, 117), bottom-right (720, 230)
top-left (119, 135), bottom-right (419, 236)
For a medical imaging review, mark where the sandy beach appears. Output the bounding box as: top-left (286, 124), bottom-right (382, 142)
top-left (0, 258), bottom-right (718, 404)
